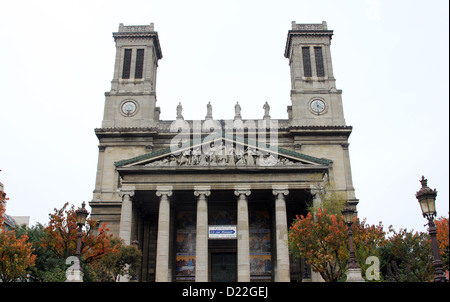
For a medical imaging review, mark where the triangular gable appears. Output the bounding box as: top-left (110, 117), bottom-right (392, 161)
top-left (115, 134), bottom-right (331, 168)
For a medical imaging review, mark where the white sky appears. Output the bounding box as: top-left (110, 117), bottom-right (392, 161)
top-left (0, 0), bottom-right (448, 233)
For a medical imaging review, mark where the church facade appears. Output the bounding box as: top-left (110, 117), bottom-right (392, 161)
top-left (90, 21), bottom-right (358, 282)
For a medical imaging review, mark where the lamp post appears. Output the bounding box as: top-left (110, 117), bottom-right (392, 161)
top-left (342, 205), bottom-right (365, 282)
top-left (415, 176), bottom-right (447, 282)
top-left (66, 201), bottom-right (89, 282)
top-left (75, 201), bottom-right (89, 259)
top-left (302, 259), bottom-right (311, 282)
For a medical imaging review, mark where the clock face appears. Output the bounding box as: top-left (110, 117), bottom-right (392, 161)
top-left (310, 99), bottom-right (326, 114)
top-left (121, 101), bottom-right (137, 116)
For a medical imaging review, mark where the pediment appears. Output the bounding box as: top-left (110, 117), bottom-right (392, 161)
top-left (115, 136), bottom-right (331, 169)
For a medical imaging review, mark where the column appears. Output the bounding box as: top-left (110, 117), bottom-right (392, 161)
top-left (155, 186), bottom-right (173, 282)
top-left (272, 185), bottom-right (290, 282)
top-left (194, 186), bottom-right (211, 282)
top-left (310, 187), bottom-right (323, 210)
top-left (234, 186), bottom-right (251, 282)
top-left (119, 187), bottom-right (135, 245)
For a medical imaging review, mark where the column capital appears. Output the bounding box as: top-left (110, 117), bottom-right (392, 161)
top-left (272, 185), bottom-right (289, 197)
top-left (234, 186), bottom-right (251, 197)
top-left (118, 187), bottom-right (135, 198)
top-left (194, 186), bottom-right (211, 197)
top-left (156, 185), bottom-right (173, 197)
top-left (310, 188), bottom-right (322, 199)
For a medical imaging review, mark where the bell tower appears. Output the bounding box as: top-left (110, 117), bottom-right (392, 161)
top-left (102, 23), bottom-right (163, 128)
top-left (285, 21), bottom-right (346, 126)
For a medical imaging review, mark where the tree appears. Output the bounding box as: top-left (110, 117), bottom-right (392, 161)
top-left (14, 223), bottom-right (67, 282)
top-left (40, 202), bottom-right (142, 281)
top-left (352, 218), bottom-right (386, 278)
top-left (91, 237), bottom-right (142, 282)
top-left (0, 192), bottom-right (36, 282)
top-left (290, 175), bottom-right (386, 281)
top-left (435, 215), bottom-right (449, 272)
top-left (308, 174), bottom-right (347, 216)
top-left (288, 208), bottom-right (386, 282)
top-left (381, 227), bottom-right (434, 282)
top-left (378, 216), bottom-right (448, 282)
top-left (289, 209), bottom-right (347, 281)
top-left (42, 202), bottom-right (119, 264)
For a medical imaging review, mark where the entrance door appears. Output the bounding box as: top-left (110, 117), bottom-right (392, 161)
top-left (211, 253), bottom-right (237, 282)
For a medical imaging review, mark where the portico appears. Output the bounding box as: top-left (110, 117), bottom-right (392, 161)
top-left (112, 139), bottom-right (329, 282)
top-left (118, 189), bottom-right (321, 282)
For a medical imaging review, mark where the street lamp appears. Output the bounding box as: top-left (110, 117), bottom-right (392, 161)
top-left (75, 201), bottom-right (89, 259)
top-left (415, 176), bottom-right (447, 282)
top-left (342, 205), bottom-right (365, 282)
top-left (66, 201), bottom-right (89, 282)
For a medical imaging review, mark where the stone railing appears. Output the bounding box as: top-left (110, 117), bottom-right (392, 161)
top-left (118, 23), bottom-right (155, 33)
top-left (291, 21), bottom-right (328, 31)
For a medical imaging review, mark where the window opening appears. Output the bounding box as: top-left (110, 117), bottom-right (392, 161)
top-left (314, 47), bottom-right (325, 77)
top-left (135, 49), bottom-right (145, 79)
top-left (122, 49), bottom-right (132, 79)
top-left (302, 47), bottom-right (312, 77)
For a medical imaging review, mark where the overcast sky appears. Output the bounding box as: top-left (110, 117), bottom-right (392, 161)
top-left (0, 0), bottom-right (448, 233)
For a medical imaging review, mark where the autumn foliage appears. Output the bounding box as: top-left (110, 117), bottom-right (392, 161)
top-left (0, 192), bottom-right (36, 282)
top-left (288, 208), bottom-right (386, 282)
top-left (288, 205), bottom-right (450, 282)
top-left (1, 195), bottom-right (141, 281)
top-left (39, 202), bottom-right (141, 281)
top-left (435, 215), bottom-right (449, 272)
top-left (42, 202), bottom-right (118, 263)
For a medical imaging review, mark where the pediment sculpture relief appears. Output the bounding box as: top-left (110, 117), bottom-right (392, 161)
top-left (144, 143), bottom-right (305, 167)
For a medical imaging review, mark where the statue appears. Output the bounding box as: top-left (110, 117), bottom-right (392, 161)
top-left (176, 102), bottom-right (183, 119)
top-left (192, 148), bottom-right (201, 165)
top-left (142, 147), bottom-right (304, 167)
top-left (234, 102), bottom-right (241, 118)
top-left (227, 146), bottom-right (236, 165)
top-left (208, 142), bottom-right (217, 166)
top-left (206, 102), bottom-right (213, 119)
top-left (263, 102), bottom-right (270, 119)
top-left (216, 141), bottom-right (227, 164)
top-left (260, 153), bottom-right (277, 166)
top-left (245, 148), bottom-right (256, 166)
top-left (179, 149), bottom-right (191, 166)
top-left (235, 148), bottom-right (246, 166)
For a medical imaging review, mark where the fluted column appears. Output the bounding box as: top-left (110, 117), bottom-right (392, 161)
top-left (155, 186), bottom-right (173, 282)
top-left (194, 186), bottom-right (211, 282)
top-left (234, 186), bottom-right (251, 282)
top-left (273, 185), bottom-right (290, 282)
top-left (119, 188), bottom-right (135, 245)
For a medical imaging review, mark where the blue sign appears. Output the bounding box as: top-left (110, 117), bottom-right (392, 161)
top-left (210, 229), bottom-right (236, 235)
top-left (208, 226), bottom-right (237, 239)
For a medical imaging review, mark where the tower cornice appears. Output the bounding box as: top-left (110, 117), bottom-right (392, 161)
top-left (113, 23), bottom-right (163, 60)
top-left (284, 21), bottom-right (333, 58)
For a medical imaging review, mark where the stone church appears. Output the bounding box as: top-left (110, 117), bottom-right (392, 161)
top-left (90, 21), bottom-right (358, 282)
